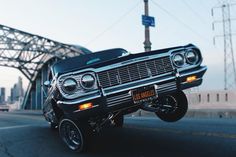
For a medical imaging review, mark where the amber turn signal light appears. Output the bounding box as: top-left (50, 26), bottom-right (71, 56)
top-left (79, 102), bottom-right (93, 111)
top-left (186, 75), bottom-right (197, 83)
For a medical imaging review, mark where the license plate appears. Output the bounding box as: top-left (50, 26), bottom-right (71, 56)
top-left (132, 86), bottom-right (157, 104)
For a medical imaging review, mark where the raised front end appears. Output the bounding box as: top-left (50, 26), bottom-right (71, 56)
top-left (44, 44), bottom-right (207, 152)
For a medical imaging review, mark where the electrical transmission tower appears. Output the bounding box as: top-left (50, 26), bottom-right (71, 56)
top-left (212, 1), bottom-right (236, 90)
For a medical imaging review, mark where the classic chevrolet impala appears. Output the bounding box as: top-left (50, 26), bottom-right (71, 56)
top-left (43, 44), bottom-right (207, 152)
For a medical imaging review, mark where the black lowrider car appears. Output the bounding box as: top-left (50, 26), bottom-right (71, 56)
top-left (43, 44), bottom-right (207, 152)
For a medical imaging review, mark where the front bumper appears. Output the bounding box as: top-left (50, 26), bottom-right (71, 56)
top-left (57, 66), bottom-right (207, 118)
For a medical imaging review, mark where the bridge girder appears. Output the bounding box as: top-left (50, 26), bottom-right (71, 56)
top-left (0, 24), bottom-right (90, 109)
top-left (0, 24), bottom-right (87, 81)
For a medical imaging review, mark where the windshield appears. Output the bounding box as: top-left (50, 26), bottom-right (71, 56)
top-left (85, 48), bottom-right (129, 65)
top-left (53, 48), bottom-right (129, 74)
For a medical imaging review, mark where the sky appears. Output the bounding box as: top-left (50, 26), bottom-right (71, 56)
top-left (0, 0), bottom-right (236, 96)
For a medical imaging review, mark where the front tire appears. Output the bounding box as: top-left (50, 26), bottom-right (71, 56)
top-left (59, 118), bottom-right (88, 152)
top-left (155, 91), bottom-right (188, 122)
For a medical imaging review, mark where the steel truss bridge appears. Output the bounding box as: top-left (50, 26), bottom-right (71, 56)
top-left (0, 24), bottom-right (89, 109)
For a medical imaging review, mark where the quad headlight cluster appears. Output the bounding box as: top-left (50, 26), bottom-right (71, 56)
top-left (62, 78), bottom-right (78, 94)
top-left (172, 49), bottom-right (200, 68)
top-left (58, 72), bottom-right (97, 99)
top-left (81, 74), bottom-right (96, 89)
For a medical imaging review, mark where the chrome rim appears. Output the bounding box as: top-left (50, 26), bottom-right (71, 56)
top-left (59, 119), bottom-right (83, 151)
top-left (158, 95), bottom-right (178, 114)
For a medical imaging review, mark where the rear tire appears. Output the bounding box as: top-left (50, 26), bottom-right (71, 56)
top-left (59, 118), bottom-right (89, 152)
top-left (155, 91), bottom-right (188, 122)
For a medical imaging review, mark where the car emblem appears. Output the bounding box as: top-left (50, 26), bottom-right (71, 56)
top-left (121, 57), bottom-right (150, 65)
top-left (116, 74), bottom-right (121, 84)
top-left (147, 68), bottom-right (152, 77)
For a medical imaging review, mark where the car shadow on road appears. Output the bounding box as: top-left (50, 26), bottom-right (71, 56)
top-left (24, 123), bottom-right (225, 157)
top-left (86, 125), bottom-right (196, 157)
top-left (33, 124), bottom-right (185, 157)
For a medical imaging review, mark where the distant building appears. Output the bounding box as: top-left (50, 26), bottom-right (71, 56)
top-left (10, 76), bottom-right (24, 103)
top-left (18, 76), bottom-right (24, 98)
top-left (0, 87), bottom-right (6, 105)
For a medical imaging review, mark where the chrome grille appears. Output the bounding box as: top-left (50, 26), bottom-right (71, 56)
top-left (98, 57), bottom-right (173, 88)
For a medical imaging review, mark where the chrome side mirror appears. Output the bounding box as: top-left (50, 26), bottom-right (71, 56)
top-left (44, 80), bottom-right (51, 87)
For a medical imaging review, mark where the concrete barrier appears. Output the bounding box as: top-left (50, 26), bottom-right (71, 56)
top-left (129, 109), bottom-right (236, 119)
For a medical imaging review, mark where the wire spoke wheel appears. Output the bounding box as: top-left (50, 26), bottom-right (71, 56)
top-left (158, 95), bottom-right (178, 114)
top-left (59, 119), bottom-right (84, 152)
top-left (155, 91), bottom-right (188, 122)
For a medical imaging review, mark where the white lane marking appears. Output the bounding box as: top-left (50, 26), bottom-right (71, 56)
top-left (0, 125), bottom-right (31, 130)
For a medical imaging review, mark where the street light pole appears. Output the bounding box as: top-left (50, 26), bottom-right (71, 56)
top-left (143, 0), bottom-right (152, 52)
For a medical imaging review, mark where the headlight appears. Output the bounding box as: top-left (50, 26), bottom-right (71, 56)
top-left (173, 54), bottom-right (185, 67)
top-left (81, 74), bottom-right (96, 89)
top-left (58, 72), bottom-right (98, 99)
top-left (62, 78), bottom-right (78, 94)
top-left (186, 50), bottom-right (198, 64)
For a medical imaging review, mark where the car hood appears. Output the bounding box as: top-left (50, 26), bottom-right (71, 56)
top-left (53, 45), bottom-right (190, 76)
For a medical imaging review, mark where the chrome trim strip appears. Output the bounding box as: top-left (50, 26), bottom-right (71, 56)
top-left (157, 85), bottom-right (177, 90)
top-left (104, 76), bottom-right (176, 96)
top-left (180, 66), bottom-right (207, 77)
top-left (158, 85), bottom-right (176, 91)
top-left (57, 95), bottom-right (101, 105)
top-left (73, 105), bottom-right (99, 113)
top-left (157, 86), bottom-right (177, 93)
top-left (107, 97), bottom-right (131, 104)
top-left (158, 81), bottom-right (176, 87)
top-left (107, 94), bottom-right (131, 102)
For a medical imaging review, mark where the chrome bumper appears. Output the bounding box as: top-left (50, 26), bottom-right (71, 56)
top-left (57, 66), bottom-right (207, 108)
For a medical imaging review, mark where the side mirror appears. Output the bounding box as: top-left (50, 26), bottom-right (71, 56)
top-left (44, 80), bottom-right (51, 87)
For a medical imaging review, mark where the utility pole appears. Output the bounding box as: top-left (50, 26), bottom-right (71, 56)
top-left (143, 0), bottom-right (152, 52)
top-left (212, 1), bottom-right (236, 90)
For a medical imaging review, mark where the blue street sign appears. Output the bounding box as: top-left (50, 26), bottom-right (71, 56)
top-left (142, 15), bottom-right (155, 27)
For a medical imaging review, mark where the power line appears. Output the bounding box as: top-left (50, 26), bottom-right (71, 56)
top-left (85, 1), bottom-right (142, 46)
top-left (150, 0), bottom-right (211, 43)
top-left (151, 0), bottom-right (223, 55)
top-left (181, 0), bottom-right (208, 25)
top-left (199, 0), bottom-right (210, 11)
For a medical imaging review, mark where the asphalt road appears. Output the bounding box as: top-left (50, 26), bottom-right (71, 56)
top-left (0, 111), bottom-right (235, 157)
